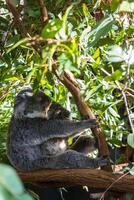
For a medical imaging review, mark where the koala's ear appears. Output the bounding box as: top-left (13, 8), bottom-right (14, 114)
top-left (21, 85), bottom-right (32, 91)
top-left (21, 85), bottom-right (32, 93)
top-left (16, 86), bottom-right (33, 97)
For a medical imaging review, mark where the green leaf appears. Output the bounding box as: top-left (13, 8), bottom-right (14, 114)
top-left (68, 137), bottom-right (73, 145)
top-left (118, 1), bottom-right (134, 12)
top-left (126, 26), bottom-right (134, 36)
top-left (111, 70), bottom-right (123, 81)
top-left (108, 107), bottom-right (120, 118)
top-left (58, 53), bottom-right (79, 74)
top-left (0, 165), bottom-right (34, 200)
top-left (7, 38), bottom-right (30, 53)
top-left (85, 84), bottom-right (102, 100)
top-left (92, 48), bottom-right (100, 59)
top-left (129, 166), bottom-right (134, 175)
top-left (62, 5), bottom-right (73, 35)
top-left (106, 45), bottom-right (126, 63)
top-left (17, 193), bottom-right (34, 200)
top-left (87, 15), bottom-right (114, 47)
top-left (116, 30), bottom-right (125, 43)
top-left (0, 186), bottom-right (14, 200)
top-left (111, 0), bottom-right (122, 12)
top-left (41, 19), bottom-right (62, 39)
top-left (127, 134), bottom-right (134, 148)
top-left (0, 164), bottom-right (24, 196)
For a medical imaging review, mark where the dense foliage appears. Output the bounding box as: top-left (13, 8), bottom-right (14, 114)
top-left (0, 0), bottom-right (134, 165)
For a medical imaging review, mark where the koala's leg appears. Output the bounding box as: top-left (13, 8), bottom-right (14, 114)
top-left (47, 150), bottom-right (108, 169)
top-left (70, 135), bottom-right (97, 154)
top-left (18, 157), bottom-right (51, 171)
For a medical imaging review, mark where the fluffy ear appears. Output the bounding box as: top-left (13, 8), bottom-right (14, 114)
top-left (18, 85), bottom-right (33, 95)
top-left (15, 86), bottom-right (33, 99)
top-left (21, 85), bottom-right (32, 91)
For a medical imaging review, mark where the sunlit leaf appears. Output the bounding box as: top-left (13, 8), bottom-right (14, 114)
top-left (0, 164), bottom-right (24, 195)
top-left (41, 19), bottom-right (63, 39)
top-left (111, 70), bottom-right (123, 81)
top-left (129, 166), bottom-right (134, 175)
top-left (127, 134), bottom-right (134, 148)
top-left (118, 1), bottom-right (134, 12)
top-left (62, 5), bottom-right (73, 35)
top-left (111, 0), bottom-right (121, 12)
top-left (106, 45), bottom-right (126, 63)
top-left (108, 107), bottom-right (120, 118)
top-left (0, 186), bottom-right (13, 200)
top-left (87, 15), bottom-right (114, 47)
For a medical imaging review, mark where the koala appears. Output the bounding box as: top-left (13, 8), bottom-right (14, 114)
top-left (7, 88), bottom-right (108, 171)
top-left (70, 135), bottom-right (97, 154)
top-left (48, 101), bottom-right (70, 120)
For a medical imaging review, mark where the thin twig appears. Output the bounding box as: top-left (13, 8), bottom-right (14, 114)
top-left (99, 171), bottom-right (129, 200)
top-left (2, 22), bottom-right (14, 46)
top-left (115, 81), bottom-right (134, 134)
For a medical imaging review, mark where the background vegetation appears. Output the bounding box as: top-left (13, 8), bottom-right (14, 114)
top-left (0, 0), bottom-right (134, 165)
top-left (0, 1), bottom-right (134, 199)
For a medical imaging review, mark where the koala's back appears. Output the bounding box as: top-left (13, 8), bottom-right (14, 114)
top-left (8, 116), bottom-right (42, 145)
top-left (7, 116), bottom-right (68, 170)
top-left (7, 117), bottom-right (46, 170)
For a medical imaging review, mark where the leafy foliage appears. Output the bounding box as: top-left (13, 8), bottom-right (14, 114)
top-left (0, 164), bottom-right (34, 200)
top-left (0, 0), bottom-right (134, 163)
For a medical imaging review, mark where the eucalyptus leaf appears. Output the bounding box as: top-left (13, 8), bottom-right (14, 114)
top-left (0, 164), bottom-right (24, 196)
top-left (41, 19), bottom-right (63, 39)
top-left (127, 134), bottom-right (134, 148)
top-left (118, 1), bottom-right (134, 12)
top-left (0, 186), bottom-right (17, 200)
top-left (88, 15), bottom-right (114, 47)
top-left (108, 107), bottom-right (120, 118)
top-left (129, 166), bottom-right (134, 175)
top-left (106, 45), bottom-right (126, 63)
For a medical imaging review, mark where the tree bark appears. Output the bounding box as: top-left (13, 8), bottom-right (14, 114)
top-left (19, 168), bottom-right (134, 192)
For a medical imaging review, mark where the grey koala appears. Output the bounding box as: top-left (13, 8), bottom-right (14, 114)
top-left (7, 88), bottom-right (108, 171)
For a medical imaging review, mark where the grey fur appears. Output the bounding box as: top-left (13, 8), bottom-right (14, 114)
top-left (7, 89), bottom-right (108, 171)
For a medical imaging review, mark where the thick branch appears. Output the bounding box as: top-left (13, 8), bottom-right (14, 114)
top-left (19, 168), bottom-right (134, 192)
top-left (6, 0), bottom-right (29, 37)
top-left (53, 68), bottom-right (111, 171)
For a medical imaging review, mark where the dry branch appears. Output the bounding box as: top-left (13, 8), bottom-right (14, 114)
top-left (19, 168), bottom-right (134, 192)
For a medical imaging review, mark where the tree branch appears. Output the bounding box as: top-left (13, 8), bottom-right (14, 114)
top-left (6, 0), bottom-right (29, 38)
top-left (19, 168), bottom-right (134, 192)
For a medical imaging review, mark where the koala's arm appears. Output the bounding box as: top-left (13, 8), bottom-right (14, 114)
top-left (45, 150), bottom-right (108, 169)
top-left (40, 119), bottom-right (98, 140)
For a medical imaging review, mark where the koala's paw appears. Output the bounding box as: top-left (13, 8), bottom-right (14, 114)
top-left (96, 157), bottom-right (109, 167)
